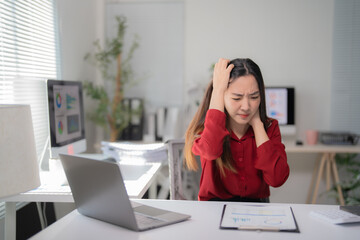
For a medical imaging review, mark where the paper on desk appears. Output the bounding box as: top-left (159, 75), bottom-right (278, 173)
top-left (101, 141), bottom-right (167, 163)
top-left (220, 204), bottom-right (299, 232)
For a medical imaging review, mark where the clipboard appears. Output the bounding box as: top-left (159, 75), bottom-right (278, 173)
top-left (219, 204), bottom-right (300, 233)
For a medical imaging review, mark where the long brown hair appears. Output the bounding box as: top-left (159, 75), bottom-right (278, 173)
top-left (184, 58), bottom-right (270, 175)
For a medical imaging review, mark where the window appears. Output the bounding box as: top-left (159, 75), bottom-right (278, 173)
top-left (0, 0), bottom-right (60, 164)
top-left (0, 0), bottom-right (60, 216)
top-left (331, 0), bottom-right (360, 134)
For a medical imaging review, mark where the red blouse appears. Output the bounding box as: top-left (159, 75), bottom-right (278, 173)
top-left (192, 109), bottom-right (290, 201)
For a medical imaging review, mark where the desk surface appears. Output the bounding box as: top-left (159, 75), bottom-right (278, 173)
top-left (30, 199), bottom-right (360, 240)
top-left (1, 162), bottom-right (162, 202)
top-left (284, 143), bottom-right (360, 153)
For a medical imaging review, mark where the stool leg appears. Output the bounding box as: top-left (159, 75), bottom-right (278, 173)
top-left (330, 153), bottom-right (345, 205)
top-left (311, 153), bottom-right (327, 204)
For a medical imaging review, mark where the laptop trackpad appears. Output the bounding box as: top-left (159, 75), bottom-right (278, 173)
top-left (134, 205), bottom-right (169, 217)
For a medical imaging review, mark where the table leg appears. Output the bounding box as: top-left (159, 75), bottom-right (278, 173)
top-left (149, 180), bottom-right (157, 199)
top-left (306, 158), bottom-right (320, 204)
top-left (330, 153), bottom-right (345, 205)
top-left (5, 202), bottom-right (16, 240)
top-left (311, 153), bottom-right (328, 204)
top-left (36, 202), bottom-right (46, 229)
top-left (326, 157), bottom-right (331, 191)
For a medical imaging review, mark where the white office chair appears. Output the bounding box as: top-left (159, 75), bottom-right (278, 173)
top-left (166, 139), bottom-right (200, 200)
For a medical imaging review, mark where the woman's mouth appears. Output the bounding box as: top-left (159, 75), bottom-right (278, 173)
top-left (239, 114), bottom-right (249, 118)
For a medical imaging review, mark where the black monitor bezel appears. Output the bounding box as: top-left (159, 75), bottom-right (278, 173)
top-left (47, 79), bottom-right (85, 147)
top-left (265, 87), bottom-right (295, 125)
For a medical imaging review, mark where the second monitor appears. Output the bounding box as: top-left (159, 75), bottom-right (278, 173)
top-left (265, 87), bottom-right (295, 135)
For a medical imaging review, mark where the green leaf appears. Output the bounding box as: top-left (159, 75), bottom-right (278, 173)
top-left (83, 15), bottom-right (144, 139)
top-left (327, 153), bottom-right (360, 205)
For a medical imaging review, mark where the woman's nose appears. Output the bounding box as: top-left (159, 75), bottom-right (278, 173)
top-left (240, 98), bottom-right (250, 111)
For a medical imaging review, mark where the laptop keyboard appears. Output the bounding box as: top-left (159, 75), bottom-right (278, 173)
top-left (135, 213), bottom-right (166, 226)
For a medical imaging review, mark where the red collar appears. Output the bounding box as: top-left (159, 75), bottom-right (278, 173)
top-left (230, 126), bottom-right (255, 142)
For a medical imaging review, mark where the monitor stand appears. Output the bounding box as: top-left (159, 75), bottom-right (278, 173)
top-left (49, 158), bottom-right (68, 186)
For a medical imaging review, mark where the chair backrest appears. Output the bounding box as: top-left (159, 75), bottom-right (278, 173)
top-left (167, 139), bottom-right (200, 200)
top-left (167, 139), bottom-right (185, 200)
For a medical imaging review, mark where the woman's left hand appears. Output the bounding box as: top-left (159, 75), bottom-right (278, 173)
top-left (249, 109), bottom-right (269, 147)
top-left (249, 109), bottom-right (262, 127)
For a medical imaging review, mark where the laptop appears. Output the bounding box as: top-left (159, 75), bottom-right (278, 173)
top-left (59, 154), bottom-right (191, 231)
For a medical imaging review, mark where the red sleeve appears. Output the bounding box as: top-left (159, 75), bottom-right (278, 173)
top-left (254, 120), bottom-right (290, 187)
top-left (192, 109), bottom-right (230, 160)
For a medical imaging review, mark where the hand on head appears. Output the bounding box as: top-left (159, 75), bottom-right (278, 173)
top-left (212, 58), bottom-right (234, 92)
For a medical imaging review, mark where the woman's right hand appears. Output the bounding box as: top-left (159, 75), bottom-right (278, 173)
top-left (212, 58), bottom-right (234, 93)
top-left (209, 58), bottom-right (234, 112)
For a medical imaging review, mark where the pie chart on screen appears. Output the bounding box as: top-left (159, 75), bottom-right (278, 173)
top-left (56, 93), bottom-right (62, 108)
top-left (58, 121), bottom-right (63, 134)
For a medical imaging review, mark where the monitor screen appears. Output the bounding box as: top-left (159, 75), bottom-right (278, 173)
top-left (47, 80), bottom-right (86, 158)
top-left (265, 87), bottom-right (295, 135)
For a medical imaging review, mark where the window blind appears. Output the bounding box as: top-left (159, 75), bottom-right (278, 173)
top-left (331, 0), bottom-right (360, 134)
top-left (0, 0), bottom-right (60, 161)
top-left (0, 0), bottom-right (60, 217)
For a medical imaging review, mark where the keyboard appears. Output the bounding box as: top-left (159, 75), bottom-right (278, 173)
top-left (135, 213), bottom-right (165, 227)
top-left (310, 208), bottom-right (360, 224)
top-left (340, 205), bottom-right (360, 216)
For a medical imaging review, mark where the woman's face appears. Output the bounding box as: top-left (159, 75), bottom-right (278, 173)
top-left (224, 74), bottom-right (261, 127)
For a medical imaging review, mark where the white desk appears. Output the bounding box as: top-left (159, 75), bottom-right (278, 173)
top-left (0, 161), bottom-right (162, 240)
top-left (285, 143), bottom-right (360, 205)
top-left (29, 199), bottom-right (360, 240)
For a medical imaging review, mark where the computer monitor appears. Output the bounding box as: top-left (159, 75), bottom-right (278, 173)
top-left (47, 80), bottom-right (86, 159)
top-left (265, 87), bottom-right (295, 135)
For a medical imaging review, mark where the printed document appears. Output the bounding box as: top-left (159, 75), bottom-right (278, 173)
top-left (220, 204), bottom-right (299, 232)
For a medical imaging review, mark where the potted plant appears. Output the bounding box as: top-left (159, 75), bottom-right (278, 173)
top-left (84, 16), bottom-right (142, 142)
top-left (326, 153), bottom-right (360, 205)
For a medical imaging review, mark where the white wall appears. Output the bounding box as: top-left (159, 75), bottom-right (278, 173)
top-left (56, 0), bottom-right (335, 153)
top-left (56, 0), bottom-right (335, 204)
top-left (56, 0), bottom-right (105, 153)
top-left (56, 0), bottom-right (335, 206)
top-left (52, 0), bottom-right (105, 220)
top-left (183, 0), bottom-right (334, 204)
top-left (106, 2), bottom-right (184, 109)
top-left (0, 2), bottom-right (336, 239)
top-left (184, 0), bottom-right (333, 141)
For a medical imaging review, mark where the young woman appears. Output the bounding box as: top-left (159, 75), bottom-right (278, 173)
top-left (184, 58), bottom-right (289, 202)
